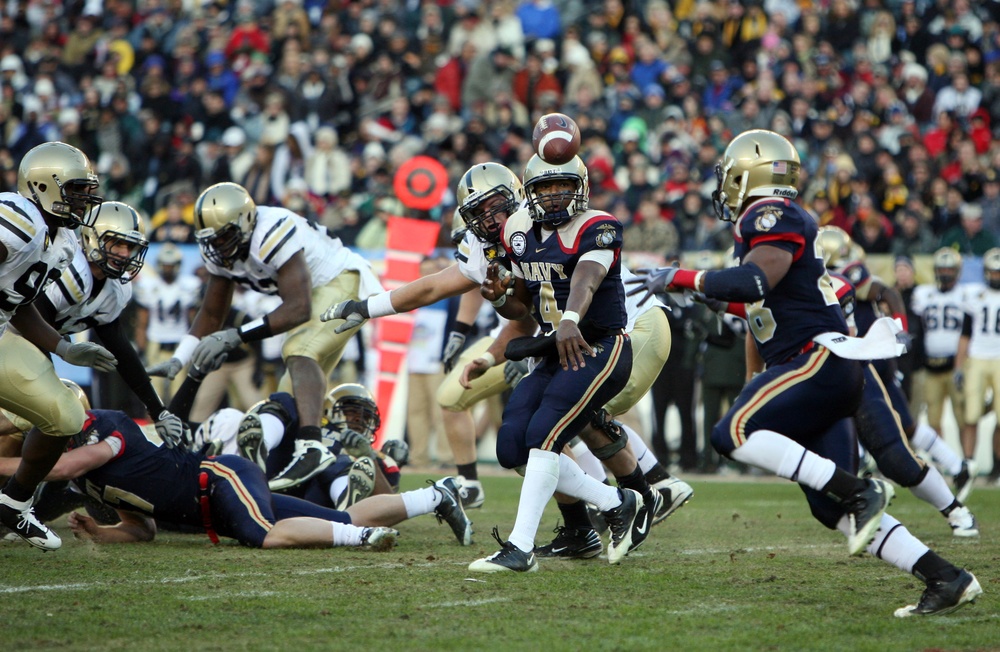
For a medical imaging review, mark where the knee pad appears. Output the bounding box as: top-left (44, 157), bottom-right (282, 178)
top-left (248, 393), bottom-right (296, 426)
top-left (586, 410), bottom-right (627, 461)
top-left (495, 425), bottom-right (528, 470)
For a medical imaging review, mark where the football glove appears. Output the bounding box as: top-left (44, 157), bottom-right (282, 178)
top-left (381, 439), bottom-right (409, 466)
top-left (321, 299), bottom-right (370, 334)
top-left (55, 339), bottom-right (118, 372)
top-left (692, 291), bottom-right (727, 315)
top-left (154, 410), bottom-right (184, 449)
top-left (625, 266), bottom-right (680, 307)
top-left (191, 329), bottom-right (242, 373)
top-left (504, 359), bottom-right (530, 388)
top-left (954, 370), bottom-right (964, 391)
top-left (146, 357), bottom-right (184, 380)
top-left (441, 330), bottom-right (467, 373)
top-left (340, 428), bottom-right (375, 458)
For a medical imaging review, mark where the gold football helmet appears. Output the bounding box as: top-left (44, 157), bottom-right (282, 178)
top-left (193, 182), bottom-right (256, 268)
top-left (816, 226), bottom-right (854, 269)
top-left (17, 142), bottom-right (102, 227)
top-left (456, 162), bottom-right (524, 244)
top-left (983, 247), bottom-right (1000, 289)
top-left (712, 129), bottom-right (800, 222)
top-left (61, 379), bottom-right (91, 411)
top-left (450, 207), bottom-right (467, 245)
top-left (932, 247), bottom-right (963, 291)
top-left (522, 154), bottom-right (589, 227)
top-left (323, 383), bottom-right (381, 442)
top-left (80, 201), bottom-right (148, 283)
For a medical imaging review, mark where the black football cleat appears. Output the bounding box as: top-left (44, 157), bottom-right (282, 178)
top-left (894, 570), bottom-right (983, 617)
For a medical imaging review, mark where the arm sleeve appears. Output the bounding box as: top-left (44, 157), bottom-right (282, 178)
top-left (93, 321), bottom-right (165, 417)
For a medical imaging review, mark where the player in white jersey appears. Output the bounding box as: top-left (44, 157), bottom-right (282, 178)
top-left (31, 201), bottom-right (185, 447)
top-left (954, 248), bottom-right (1000, 496)
top-left (910, 248), bottom-right (973, 496)
top-left (146, 182), bottom-right (384, 492)
top-left (134, 243), bottom-right (202, 401)
top-left (322, 163), bottom-right (527, 508)
top-left (0, 141), bottom-right (119, 551)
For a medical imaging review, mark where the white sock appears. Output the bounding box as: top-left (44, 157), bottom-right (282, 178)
top-left (730, 430), bottom-right (836, 491)
top-left (909, 466), bottom-right (956, 512)
top-left (864, 514), bottom-right (928, 572)
top-left (623, 424), bottom-right (657, 475)
top-left (400, 485), bottom-right (442, 519)
top-left (556, 453), bottom-right (622, 511)
top-left (328, 476), bottom-right (348, 505)
top-left (508, 449), bottom-right (560, 553)
top-left (260, 413), bottom-right (285, 452)
top-left (331, 521), bottom-right (367, 547)
top-left (910, 423), bottom-right (963, 476)
top-left (571, 440), bottom-right (608, 482)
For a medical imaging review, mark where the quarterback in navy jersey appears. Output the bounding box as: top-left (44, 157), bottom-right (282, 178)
top-left (466, 154), bottom-right (656, 574)
top-left (629, 129), bottom-right (981, 616)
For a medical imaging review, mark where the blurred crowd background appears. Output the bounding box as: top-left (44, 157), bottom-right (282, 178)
top-left (6, 0), bottom-right (999, 473)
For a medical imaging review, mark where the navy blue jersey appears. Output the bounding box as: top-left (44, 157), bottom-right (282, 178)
top-left (503, 209), bottom-right (626, 334)
top-left (838, 260), bottom-right (878, 336)
top-left (733, 198), bottom-right (847, 366)
top-left (71, 410), bottom-right (204, 526)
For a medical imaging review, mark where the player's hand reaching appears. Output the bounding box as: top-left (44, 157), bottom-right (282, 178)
top-left (441, 330), bottom-right (467, 373)
top-left (503, 359), bottom-right (530, 387)
top-left (146, 357), bottom-right (183, 380)
top-left (321, 299), bottom-right (370, 334)
top-left (625, 266), bottom-right (681, 307)
top-left (556, 317), bottom-right (594, 371)
top-left (154, 410), bottom-right (185, 449)
top-left (381, 439), bottom-right (409, 466)
top-left (340, 428), bottom-right (375, 458)
top-left (55, 340), bottom-right (118, 372)
top-left (460, 356), bottom-right (492, 389)
top-left (191, 329), bottom-right (243, 373)
top-left (67, 511), bottom-right (99, 540)
top-left (481, 262), bottom-right (514, 305)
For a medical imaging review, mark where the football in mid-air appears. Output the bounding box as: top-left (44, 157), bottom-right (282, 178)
top-left (532, 113), bottom-right (581, 165)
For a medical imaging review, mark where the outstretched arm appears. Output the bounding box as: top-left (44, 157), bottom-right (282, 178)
top-left (67, 510), bottom-right (156, 543)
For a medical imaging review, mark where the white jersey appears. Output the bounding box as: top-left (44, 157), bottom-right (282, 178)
top-left (911, 283), bottom-right (967, 358)
top-left (133, 272), bottom-right (202, 344)
top-left (40, 247), bottom-right (131, 334)
top-left (204, 206), bottom-right (382, 298)
top-left (963, 284), bottom-right (1000, 359)
top-left (0, 192), bottom-right (77, 337)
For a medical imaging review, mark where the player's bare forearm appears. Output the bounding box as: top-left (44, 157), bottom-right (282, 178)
top-left (269, 252), bottom-right (313, 333)
top-left (69, 510), bottom-right (156, 543)
top-left (9, 304), bottom-right (62, 353)
top-left (190, 275), bottom-right (236, 337)
top-left (393, 265), bottom-right (477, 312)
top-left (487, 314), bottom-right (538, 363)
top-left (564, 260), bottom-right (606, 318)
top-left (456, 288), bottom-right (485, 324)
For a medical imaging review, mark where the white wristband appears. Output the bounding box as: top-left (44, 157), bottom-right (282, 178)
top-left (479, 352), bottom-right (496, 368)
top-left (174, 334), bottom-right (200, 365)
top-left (490, 294), bottom-right (507, 308)
top-left (367, 291), bottom-right (397, 318)
top-left (561, 310), bottom-right (580, 324)
top-left (694, 271), bottom-right (706, 291)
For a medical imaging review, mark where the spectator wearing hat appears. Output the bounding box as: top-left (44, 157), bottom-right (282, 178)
top-left (702, 60), bottom-right (743, 116)
top-left (892, 209), bottom-right (939, 258)
top-left (898, 62), bottom-right (936, 125)
top-left (940, 203), bottom-right (998, 255)
top-left (225, 4), bottom-right (270, 60)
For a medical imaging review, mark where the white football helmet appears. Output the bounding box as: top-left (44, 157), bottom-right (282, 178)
top-left (712, 129), bottom-right (800, 222)
top-left (194, 182), bottom-right (256, 268)
top-left (983, 247), bottom-right (1000, 289)
top-left (18, 142), bottom-right (102, 227)
top-left (522, 154), bottom-right (589, 227)
top-left (932, 247), bottom-right (962, 291)
top-left (323, 383), bottom-right (381, 442)
top-left (80, 201), bottom-right (148, 283)
top-left (456, 162), bottom-right (524, 244)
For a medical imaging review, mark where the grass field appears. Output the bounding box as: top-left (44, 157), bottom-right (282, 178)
top-left (2, 473), bottom-right (996, 651)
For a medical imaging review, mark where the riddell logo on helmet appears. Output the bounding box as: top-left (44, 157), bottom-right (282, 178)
top-left (772, 188), bottom-right (796, 197)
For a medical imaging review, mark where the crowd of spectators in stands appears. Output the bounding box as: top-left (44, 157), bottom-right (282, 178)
top-left (1, 0), bottom-right (999, 260)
